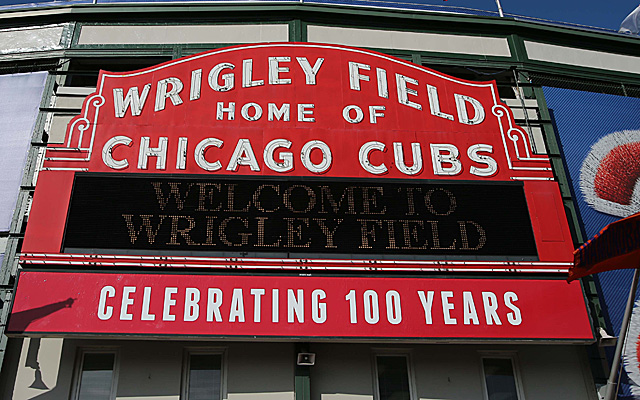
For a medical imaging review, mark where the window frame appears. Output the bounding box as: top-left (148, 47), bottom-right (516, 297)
top-left (181, 347), bottom-right (227, 400)
top-left (70, 347), bottom-right (120, 400)
top-left (371, 350), bottom-right (417, 400)
top-left (479, 351), bottom-right (526, 400)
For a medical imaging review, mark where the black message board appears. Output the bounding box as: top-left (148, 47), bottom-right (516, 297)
top-left (63, 174), bottom-right (537, 259)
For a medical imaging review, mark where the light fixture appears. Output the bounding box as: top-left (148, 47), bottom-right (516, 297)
top-left (598, 327), bottom-right (617, 347)
top-left (297, 353), bottom-right (316, 366)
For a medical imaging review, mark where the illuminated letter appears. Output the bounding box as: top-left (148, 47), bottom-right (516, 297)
top-left (396, 74), bottom-right (422, 110)
top-left (430, 144), bottom-right (462, 176)
top-left (102, 135), bottom-right (132, 170)
top-left (454, 94), bottom-right (485, 125)
top-left (348, 62), bottom-right (370, 91)
top-left (369, 105), bottom-right (385, 124)
top-left (296, 57), bottom-right (324, 85)
top-left (298, 104), bottom-right (315, 122)
top-left (264, 139), bottom-right (293, 172)
top-left (394, 142), bottom-right (423, 175)
top-left (343, 105), bottom-right (363, 124)
top-left (138, 137), bottom-right (168, 170)
top-left (155, 77), bottom-right (184, 112)
top-left (468, 144), bottom-right (498, 177)
top-left (268, 103), bottom-right (290, 121)
top-left (241, 102), bottom-right (263, 121)
top-left (359, 141), bottom-right (387, 175)
top-left (227, 139), bottom-right (260, 172)
top-left (427, 84), bottom-right (454, 121)
top-left (269, 57), bottom-right (291, 85)
top-left (242, 59), bottom-right (264, 88)
top-left (208, 62), bottom-right (235, 92)
top-left (113, 84), bottom-right (151, 118)
top-left (301, 140), bottom-right (332, 174)
top-left (195, 138), bottom-right (223, 171)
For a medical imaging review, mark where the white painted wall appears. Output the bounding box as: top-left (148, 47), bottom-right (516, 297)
top-left (307, 26), bottom-right (511, 57)
top-left (5, 339), bottom-right (597, 400)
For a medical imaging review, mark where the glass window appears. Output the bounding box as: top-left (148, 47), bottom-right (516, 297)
top-left (375, 355), bottom-right (412, 400)
top-left (185, 353), bottom-right (223, 400)
top-left (482, 357), bottom-right (520, 400)
top-left (75, 352), bottom-right (116, 400)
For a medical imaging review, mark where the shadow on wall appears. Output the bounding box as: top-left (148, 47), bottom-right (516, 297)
top-left (8, 298), bottom-right (75, 333)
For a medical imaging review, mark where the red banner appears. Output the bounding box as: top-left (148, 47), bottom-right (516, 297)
top-left (8, 271), bottom-right (593, 341)
top-left (569, 212), bottom-right (640, 281)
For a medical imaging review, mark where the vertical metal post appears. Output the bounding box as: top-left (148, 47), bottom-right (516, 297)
top-left (495, 0), bottom-right (505, 17)
top-left (605, 268), bottom-right (640, 400)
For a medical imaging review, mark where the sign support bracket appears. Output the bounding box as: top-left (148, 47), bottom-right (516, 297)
top-left (605, 267), bottom-right (640, 400)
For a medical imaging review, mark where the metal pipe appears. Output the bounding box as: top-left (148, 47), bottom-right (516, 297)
top-left (605, 268), bottom-right (640, 400)
top-left (495, 0), bottom-right (505, 17)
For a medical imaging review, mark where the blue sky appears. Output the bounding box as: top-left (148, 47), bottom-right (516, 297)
top-left (442, 0), bottom-right (639, 31)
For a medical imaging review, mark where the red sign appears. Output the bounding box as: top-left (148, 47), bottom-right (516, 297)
top-left (569, 212), bottom-right (640, 281)
top-left (21, 43), bottom-right (574, 271)
top-left (7, 271), bottom-right (593, 341)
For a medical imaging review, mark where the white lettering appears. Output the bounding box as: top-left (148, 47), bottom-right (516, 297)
top-left (98, 286), bottom-right (115, 321)
top-left (296, 57), bottom-right (324, 85)
top-left (141, 287), bottom-right (156, 321)
top-left (394, 142), bottom-right (423, 175)
top-left (482, 292), bottom-right (502, 325)
top-left (359, 141), bottom-right (387, 175)
top-left (441, 291), bottom-right (457, 325)
top-left (288, 289), bottom-right (304, 323)
top-left (312, 289), bottom-right (327, 323)
top-left (229, 288), bottom-right (245, 322)
top-left (468, 144), bottom-right (498, 177)
top-left (208, 63), bottom-right (235, 92)
top-left (138, 136), bottom-right (168, 170)
top-left (455, 94), bottom-right (485, 125)
top-left (207, 288), bottom-right (223, 322)
top-left (462, 291), bottom-right (480, 325)
top-left (102, 135), bottom-right (132, 170)
top-left (430, 144), bottom-right (462, 176)
top-left (242, 59), bottom-right (264, 88)
top-left (386, 290), bottom-right (402, 325)
top-left (504, 292), bottom-right (522, 326)
top-left (348, 62), bottom-right (370, 91)
top-left (120, 286), bottom-right (136, 321)
top-left (269, 57), bottom-right (291, 85)
top-left (264, 139), bottom-right (293, 172)
top-left (396, 74), bottom-right (422, 110)
top-left (184, 288), bottom-right (200, 322)
top-left (227, 139), bottom-right (260, 172)
top-left (251, 288), bottom-right (265, 323)
top-left (113, 84), bottom-right (151, 118)
top-left (163, 287), bottom-right (178, 321)
top-left (155, 77), bottom-right (184, 112)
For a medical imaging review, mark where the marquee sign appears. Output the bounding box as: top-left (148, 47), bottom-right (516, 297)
top-left (21, 43), bottom-right (574, 271)
top-left (6, 271), bottom-right (593, 341)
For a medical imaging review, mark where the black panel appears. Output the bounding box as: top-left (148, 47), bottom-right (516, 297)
top-left (63, 174), bottom-right (537, 259)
